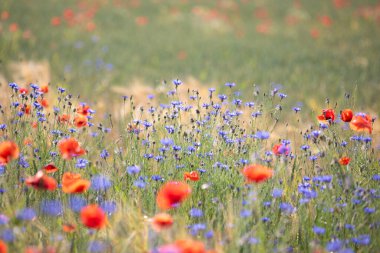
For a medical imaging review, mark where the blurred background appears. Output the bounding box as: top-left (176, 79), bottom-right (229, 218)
top-left (1, 0), bottom-right (380, 113)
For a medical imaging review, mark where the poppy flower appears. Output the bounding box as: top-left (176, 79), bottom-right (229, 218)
top-left (339, 156), bottom-right (350, 165)
top-left (272, 143), bottom-right (290, 156)
top-left (43, 163), bottom-right (58, 173)
top-left (62, 223), bottom-right (76, 233)
top-left (0, 141), bottom-right (20, 165)
top-left (58, 137), bottom-right (85, 160)
top-left (242, 164), bottom-right (273, 183)
top-left (38, 98), bottom-right (49, 108)
top-left (184, 171), bottom-right (200, 181)
top-left (9, 23), bottom-right (18, 32)
top-left (0, 240), bottom-right (7, 253)
top-left (175, 239), bottom-right (207, 253)
top-left (319, 15), bottom-right (332, 27)
top-left (156, 181), bottom-right (191, 210)
top-left (340, 109), bottom-right (353, 122)
top-left (350, 113), bottom-right (372, 134)
top-left (152, 213), bottom-right (174, 231)
top-left (20, 104), bottom-right (31, 115)
top-left (80, 204), bottom-right (107, 229)
top-left (25, 171), bottom-right (57, 191)
top-left (19, 87), bottom-right (28, 94)
top-left (39, 85), bottom-right (49, 93)
top-left (31, 122), bottom-right (38, 128)
top-left (58, 114), bottom-right (70, 124)
top-left (1, 11), bottom-right (9, 21)
top-left (317, 109), bottom-right (335, 123)
top-left (62, 172), bottom-right (91, 194)
top-left (74, 115), bottom-right (88, 128)
top-left (51, 17), bottom-right (61, 26)
top-left (76, 104), bottom-right (91, 116)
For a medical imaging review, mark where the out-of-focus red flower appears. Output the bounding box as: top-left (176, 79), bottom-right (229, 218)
top-left (135, 16), bottom-right (149, 26)
top-left (74, 115), bottom-right (88, 128)
top-left (272, 143), bottom-right (290, 156)
top-left (31, 122), bottom-right (38, 128)
top-left (24, 246), bottom-right (56, 253)
top-left (86, 22), bottom-right (96, 31)
top-left (0, 240), bottom-right (7, 253)
top-left (63, 8), bottom-right (75, 21)
top-left (175, 239), bottom-right (207, 253)
top-left (254, 7), bottom-right (268, 19)
top-left (184, 171), bottom-right (200, 181)
top-left (43, 163), bottom-right (58, 173)
top-left (317, 109), bottom-right (335, 123)
top-left (58, 114), bottom-right (70, 124)
top-left (310, 28), bottom-right (320, 39)
top-left (39, 85), bottom-right (49, 93)
top-left (62, 223), bottom-right (76, 233)
top-left (9, 23), bottom-right (18, 32)
top-left (177, 50), bottom-right (188, 60)
top-left (19, 87), bottom-right (28, 94)
top-left (350, 113), bottom-right (372, 134)
top-left (0, 141), bottom-right (19, 165)
top-left (156, 181), bottom-right (191, 210)
top-left (1, 11), bottom-right (9, 21)
top-left (333, 0), bottom-right (350, 9)
top-left (25, 171), bottom-right (57, 191)
top-left (62, 172), bottom-right (90, 194)
top-left (339, 156), bottom-right (350, 165)
top-left (76, 104), bottom-right (91, 116)
top-left (51, 17), bottom-right (61, 26)
top-left (38, 98), bottom-right (49, 108)
top-left (242, 164), bottom-right (273, 183)
top-left (340, 109), bottom-right (353, 122)
top-left (319, 15), bottom-right (333, 27)
top-left (256, 22), bottom-right (271, 34)
top-left (80, 204), bottom-right (107, 229)
top-left (58, 137), bottom-right (86, 160)
top-left (20, 104), bottom-right (31, 115)
top-left (152, 213), bottom-right (174, 231)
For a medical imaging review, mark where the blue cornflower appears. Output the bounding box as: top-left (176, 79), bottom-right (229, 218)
top-left (279, 202), bottom-right (295, 214)
top-left (172, 79), bottom-right (182, 87)
top-left (272, 188), bottom-right (283, 198)
top-left (1, 229), bottom-right (14, 242)
top-left (151, 175), bottom-right (163, 181)
top-left (88, 240), bottom-right (108, 253)
top-left (75, 158), bottom-right (89, 169)
top-left (352, 235), bottom-right (370, 245)
top-left (225, 82), bottom-right (236, 88)
top-left (364, 207), bottom-right (375, 214)
top-left (189, 208), bottom-right (203, 218)
top-left (41, 200), bottom-right (63, 216)
top-left (0, 124), bottom-right (6, 130)
top-left (326, 239), bottom-right (343, 252)
top-left (16, 208), bottom-right (36, 221)
top-left (69, 196), bottom-right (87, 213)
top-left (0, 214), bottom-right (9, 225)
top-left (58, 87), bottom-right (66, 93)
top-left (100, 201), bottom-right (117, 215)
top-left (134, 179), bottom-right (146, 189)
top-left (278, 93), bottom-right (287, 99)
top-left (100, 149), bottom-right (109, 159)
top-left (248, 237), bottom-right (259, 245)
top-left (127, 165), bottom-right (141, 175)
top-left (255, 131), bottom-right (270, 139)
top-left (161, 138), bottom-right (174, 146)
top-left (189, 223), bottom-right (206, 236)
top-left (313, 226), bottom-right (325, 235)
top-left (240, 209), bottom-right (252, 218)
top-left (91, 175), bottom-right (112, 191)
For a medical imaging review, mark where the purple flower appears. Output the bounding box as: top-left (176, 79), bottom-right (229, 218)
top-left (91, 175), bottom-right (112, 191)
top-left (16, 208), bottom-right (36, 221)
top-left (272, 188), bottom-right (283, 198)
top-left (313, 226), bottom-right (325, 235)
top-left (189, 208), bottom-right (203, 218)
top-left (127, 165), bottom-right (141, 175)
top-left (69, 196), bottom-right (87, 213)
top-left (40, 200), bottom-right (63, 216)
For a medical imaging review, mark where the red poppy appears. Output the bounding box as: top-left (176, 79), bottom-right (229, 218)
top-left (156, 181), bottom-right (191, 210)
top-left (20, 104), bottom-right (31, 115)
top-left (80, 204), bottom-right (107, 229)
top-left (43, 163), bottom-right (58, 173)
top-left (184, 171), bottom-right (200, 181)
top-left (317, 109), bottom-right (335, 123)
top-left (1, 11), bottom-right (9, 21)
top-left (76, 104), bottom-right (91, 116)
top-left (152, 213), bottom-right (174, 231)
top-left (319, 15), bottom-right (332, 27)
top-left (62, 172), bottom-right (90, 193)
top-left (25, 171), bottom-right (57, 191)
top-left (135, 16), bottom-right (149, 26)
top-left (0, 240), bottom-right (7, 253)
top-left (24, 246), bottom-right (56, 253)
top-left (58, 137), bottom-right (85, 160)
top-left (38, 98), bottom-right (49, 108)
top-left (9, 23), bottom-right (18, 32)
top-left (51, 17), bottom-right (61, 26)
top-left (272, 143), bottom-right (290, 156)
top-left (175, 239), bottom-right (207, 253)
top-left (39, 85), bottom-right (49, 93)
top-left (340, 109), bottom-right (353, 122)
top-left (350, 113), bottom-right (372, 134)
top-left (19, 87), bottom-right (28, 94)
top-left (0, 141), bottom-right (20, 165)
top-left (339, 156), bottom-right (350, 165)
top-left (74, 115), bottom-right (88, 128)
top-left (58, 114), bottom-right (70, 124)
top-left (31, 122), bottom-right (38, 128)
top-left (310, 28), bottom-right (320, 39)
top-left (242, 164), bottom-right (273, 183)
top-left (62, 223), bottom-right (76, 233)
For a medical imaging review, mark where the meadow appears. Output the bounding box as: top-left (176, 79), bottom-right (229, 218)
top-left (0, 0), bottom-right (380, 253)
